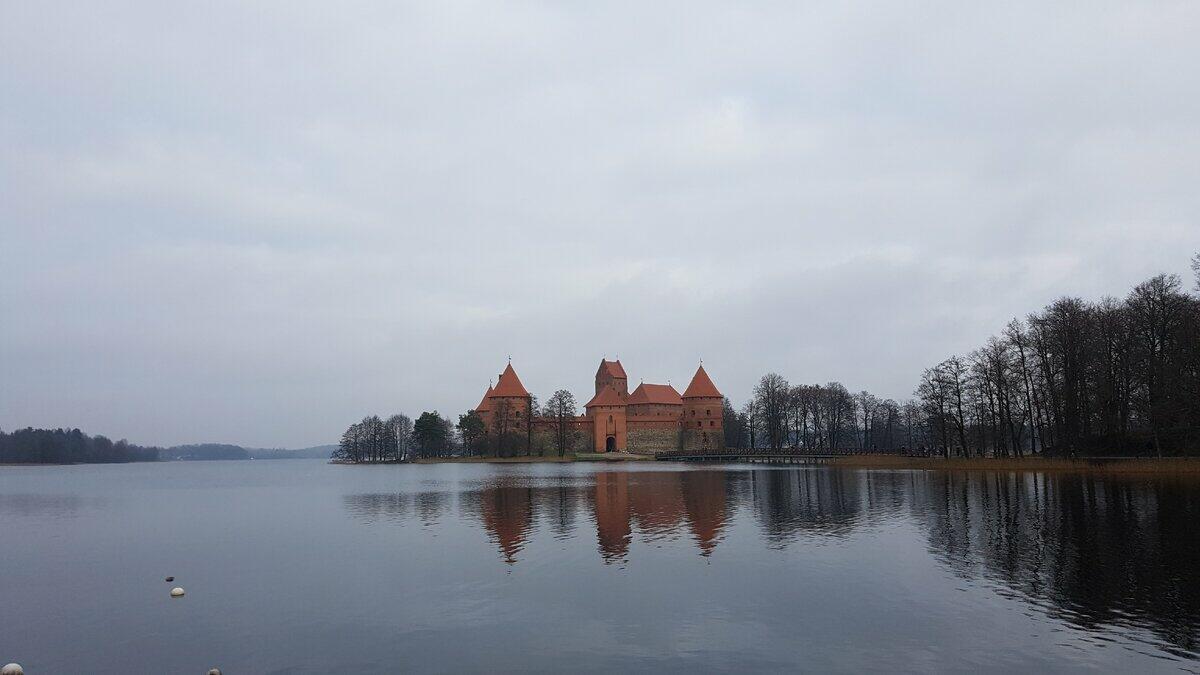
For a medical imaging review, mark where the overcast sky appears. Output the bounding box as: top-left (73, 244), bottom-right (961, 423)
top-left (3, 2), bottom-right (1199, 448)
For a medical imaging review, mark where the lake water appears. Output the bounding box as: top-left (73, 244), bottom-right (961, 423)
top-left (2, 460), bottom-right (1198, 673)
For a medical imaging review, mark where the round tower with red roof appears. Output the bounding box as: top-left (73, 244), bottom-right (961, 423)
top-left (681, 364), bottom-right (724, 451)
top-left (482, 363), bottom-right (532, 455)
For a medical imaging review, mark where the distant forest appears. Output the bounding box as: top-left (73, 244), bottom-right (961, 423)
top-left (0, 428), bottom-right (162, 464)
top-left (165, 443), bottom-right (336, 461)
top-left (0, 429), bottom-right (336, 464)
top-left (735, 258), bottom-right (1200, 457)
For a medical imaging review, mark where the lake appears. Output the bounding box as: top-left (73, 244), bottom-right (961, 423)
top-left (2, 460), bottom-right (1198, 673)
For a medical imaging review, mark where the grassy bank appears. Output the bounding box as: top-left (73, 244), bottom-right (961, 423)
top-left (825, 455), bottom-right (1200, 474)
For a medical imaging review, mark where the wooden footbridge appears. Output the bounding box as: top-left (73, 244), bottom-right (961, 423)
top-left (655, 447), bottom-right (921, 464)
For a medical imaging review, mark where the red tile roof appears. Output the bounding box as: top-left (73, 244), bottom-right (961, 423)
top-left (597, 359), bottom-right (627, 379)
top-left (682, 365), bottom-right (722, 398)
top-left (491, 363), bottom-right (530, 398)
top-left (627, 382), bottom-right (682, 406)
top-left (585, 386), bottom-right (627, 408)
top-left (474, 385), bottom-right (493, 412)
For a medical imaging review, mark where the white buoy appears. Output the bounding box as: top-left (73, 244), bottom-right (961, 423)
top-left (1, 663), bottom-right (24, 675)
top-left (170, 587), bottom-right (185, 597)
top-left (207, 669), bottom-right (222, 675)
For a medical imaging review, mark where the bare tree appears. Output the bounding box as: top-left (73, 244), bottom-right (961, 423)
top-left (387, 414), bottom-right (413, 461)
top-left (753, 373), bottom-right (790, 451)
top-left (856, 391), bottom-right (879, 451)
top-left (544, 390), bottom-right (578, 457)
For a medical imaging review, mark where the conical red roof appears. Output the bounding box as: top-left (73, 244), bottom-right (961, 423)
top-left (491, 363), bottom-right (530, 398)
top-left (627, 383), bottom-right (682, 406)
top-left (474, 385), bottom-right (493, 412)
top-left (682, 365), bottom-right (721, 398)
top-left (585, 386), bottom-right (627, 408)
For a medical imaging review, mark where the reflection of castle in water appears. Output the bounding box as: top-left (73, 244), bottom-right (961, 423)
top-left (342, 469), bottom-right (1200, 656)
top-left (470, 471), bottom-right (732, 564)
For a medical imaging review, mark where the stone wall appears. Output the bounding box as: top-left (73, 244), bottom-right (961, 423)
top-left (529, 427), bottom-right (592, 456)
top-left (627, 427), bottom-right (681, 455)
top-left (680, 428), bottom-right (725, 453)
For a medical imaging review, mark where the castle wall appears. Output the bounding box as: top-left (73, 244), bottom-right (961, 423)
top-left (680, 428), bottom-right (724, 452)
top-left (529, 416), bottom-right (593, 455)
top-left (626, 403), bottom-right (682, 419)
top-left (626, 427), bottom-right (681, 455)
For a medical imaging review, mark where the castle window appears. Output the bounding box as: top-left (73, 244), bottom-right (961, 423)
top-left (697, 421), bottom-right (702, 428)
top-left (710, 420), bottom-right (714, 427)
top-left (691, 410), bottom-right (695, 417)
top-left (707, 409), bottom-right (711, 416)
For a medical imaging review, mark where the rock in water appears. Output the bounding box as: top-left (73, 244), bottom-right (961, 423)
top-left (1, 664), bottom-right (24, 675)
top-left (170, 587), bottom-right (185, 597)
top-left (165, 576), bottom-right (174, 582)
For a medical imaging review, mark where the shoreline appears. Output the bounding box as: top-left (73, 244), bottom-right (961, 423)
top-left (390, 454), bottom-right (1200, 474)
top-left (821, 455), bottom-right (1200, 474)
top-left (411, 452), bottom-right (653, 464)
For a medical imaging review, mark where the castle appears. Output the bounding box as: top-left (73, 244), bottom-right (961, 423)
top-left (472, 359), bottom-right (725, 454)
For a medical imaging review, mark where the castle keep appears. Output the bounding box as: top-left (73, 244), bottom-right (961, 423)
top-left (473, 359), bottom-right (725, 454)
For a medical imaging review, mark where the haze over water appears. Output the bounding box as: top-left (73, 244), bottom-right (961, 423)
top-left (2, 461), bottom-right (1198, 673)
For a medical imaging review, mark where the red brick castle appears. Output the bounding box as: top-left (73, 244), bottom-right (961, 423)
top-left (472, 359), bottom-right (725, 454)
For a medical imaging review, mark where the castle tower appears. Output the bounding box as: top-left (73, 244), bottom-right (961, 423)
top-left (595, 359), bottom-right (628, 397)
top-left (585, 385), bottom-right (627, 452)
top-left (473, 384), bottom-right (494, 427)
top-left (681, 364), bottom-right (724, 451)
top-left (488, 363), bottom-right (532, 452)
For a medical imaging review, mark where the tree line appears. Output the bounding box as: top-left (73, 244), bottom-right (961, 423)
top-left (726, 380), bottom-right (925, 453)
top-left (334, 390), bottom-right (583, 463)
top-left (462, 389), bottom-right (582, 458)
top-left (915, 269), bottom-right (1199, 457)
top-left (0, 427), bottom-right (162, 463)
top-left (731, 259), bottom-right (1200, 457)
top-left (334, 412), bottom-right (464, 462)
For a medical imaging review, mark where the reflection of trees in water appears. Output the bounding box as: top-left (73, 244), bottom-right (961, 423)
top-left (533, 482), bottom-right (583, 539)
top-left (344, 468), bottom-right (1200, 655)
top-left (342, 493), bottom-right (410, 524)
top-left (342, 491), bottom-right (453, 526)
top-left (749, 469), bottom-right (865, 544)
top-left (416, 491), bottom-right (450, 526)
top-left (0, 493), bottom-right (87, 517)
top-left (914, 472), bottom-right (1200, 657)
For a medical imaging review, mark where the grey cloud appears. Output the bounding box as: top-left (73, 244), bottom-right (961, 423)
top-left (2, 1), bottom-right (1198, 446)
